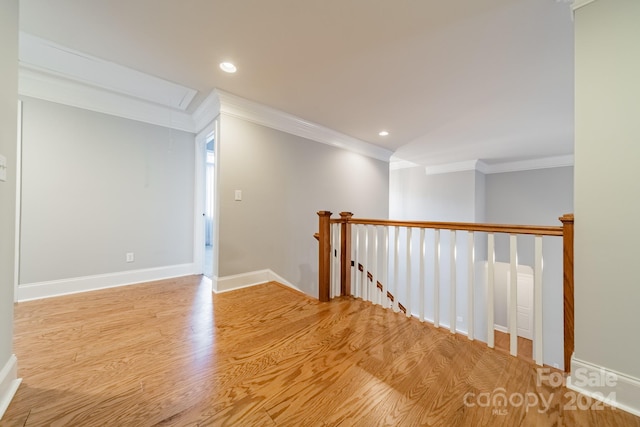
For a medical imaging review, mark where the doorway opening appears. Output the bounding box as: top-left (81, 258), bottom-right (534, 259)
top-left (203, 134), bottom-right (215, 278)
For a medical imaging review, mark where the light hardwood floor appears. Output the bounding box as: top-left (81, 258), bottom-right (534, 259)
top-left (2, 276), bottom-right (639, 426)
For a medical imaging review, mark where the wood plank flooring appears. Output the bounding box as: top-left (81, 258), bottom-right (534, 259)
top-left (2, 276), bottom-right (639, 426)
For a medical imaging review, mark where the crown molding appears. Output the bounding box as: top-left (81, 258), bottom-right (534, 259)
top-left (18, 33), bottom-right (391, 160)
top-left (484, 155), bottom-right (574, 174)
top-left (20, 32), bottom-right (197, 111)
top-left (423, 155), bottom-right (574, 176)
top-left (214, 89), bottom-right (393, 162)
top-left (389, 158), bottom-right (421, 171)
top-left (572, 0), bottom-right (598, 11)
top-left (18, 54), bottom-right (391, 162)
top-left (193, 91), bottom-right (221, 134)
top-left (19, 66), bottom-right (196, 133)
top-left (425, 160), bottom-right (489, 175)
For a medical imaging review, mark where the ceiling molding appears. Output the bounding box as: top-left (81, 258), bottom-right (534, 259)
top-left (389, 158), bottom-right (421, 171)
top-left (425, 160), bottom-right (489, 175)
top-left (214, 90), bottom-right (393, 162)
top-left (423, 155), bottom-right (574, 175)
top-left (193, 91), bottom-right (221, 135)
top-left (482, 155), bottom-right (574, 174)
top-left (19, 67), bottom-right (196, 133)
top-left (572, 0), bottom-right (598, 11)
top-left (20, 32), bottom-right (197, 111)
top-left (13, 33), bottom-right (426, 162)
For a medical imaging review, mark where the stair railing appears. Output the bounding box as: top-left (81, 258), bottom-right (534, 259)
top-left (316, 211), bottom-right (574, 371)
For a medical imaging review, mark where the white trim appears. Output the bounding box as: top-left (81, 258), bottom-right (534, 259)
top-left (193, 92), bottom-right (221, 135)
top-left (0, 355), bottom-right (21, 420)
top-left (17, 32), bottom-right (388, 162)
top-left (423, 155), bottom-right (574, 176)
top-left (494, 325), bottom-right (509, 334)
top-left (269, 270), bottom-right (302, 293)
top-left (193, 122), bottom-right (219, 279)
top-left (16, 264), bottom-right (196, 301)
top-left (214, 90), bottom-right (393, 162)
top-left (484, 155), bottom-right (574, 174)
top-left (389, 158), bottom-right (421, 171)
top-left (193, 132), bottom-right (208, 276)
top-left (425, 160), bottom-right (489, 175)
top-left (20, 32), bottom-right (197, 111)
top-left (568, 356), bottom-right (640, 417)
top-left (13, 100), bottom-right (22, 303)
top-left (212, 269), bottom-right (304, 294)
top-left (211, 120), bottom-right (221, 280)
top-left (19, 67), bottom-right (196, 133)
top-left (17, 60), bottom-right (389, 163)
top-left (572, 0), bottom-right (598, 11)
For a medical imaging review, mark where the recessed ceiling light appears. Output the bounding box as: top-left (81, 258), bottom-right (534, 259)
top-left (219, 62), bottom-right (237, 73)
top-left (379, 130), bottom-right (389, 136)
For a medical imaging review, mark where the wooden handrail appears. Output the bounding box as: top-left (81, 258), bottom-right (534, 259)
top-left (334, 217), bottom-right (563, 237)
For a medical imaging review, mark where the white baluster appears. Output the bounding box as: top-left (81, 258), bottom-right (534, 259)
top-left (372, 226), bottom-right (379, 306)
top-left (405, 227), bottom-right (412, 317)
top-left (450, 230), bottom-right (457, 333)
top-left (363, 225), bottom-right (370, 302)
top-left (434, 229), bottom-right (440, 328)
top-left (509, 234), bottom-right (518, 357)
top-left (382, 226), bottom-right (390, 309)
top-left (336, 223), bottom-right (341, 299)
top-left (487, 233), bottom-right (495, 348)
top-left (354, 224), bottom-right (361, 299)
top-left (534, 235), bottom-right (544, 366)
top-left (393, 226), bottom-right (400, 313)
top-left (347, 224), bottom-right (358, 297)
top-left (467, 231), bottom-right (475, 340)
top-left (335, 224), bottom-right (342, 295)
top-left (419, 228), bottom-right (426, 322)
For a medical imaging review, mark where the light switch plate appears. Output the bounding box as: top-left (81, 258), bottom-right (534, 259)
top-left (234, 190), bottom-right (242, 201)
top-left (0, 154), bottom-right (7, 182)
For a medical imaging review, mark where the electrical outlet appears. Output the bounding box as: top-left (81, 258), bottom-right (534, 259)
top-left (457, 316), bottom-right (463, 323)
top-left (126, 252), bottom-right (135, 263)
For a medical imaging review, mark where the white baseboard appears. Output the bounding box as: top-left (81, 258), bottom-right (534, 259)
top-left (213, 269), bottom-right (304, 295)
top-left (567, 356), bottom-right (640, 417)
top-left (17, 263), bottom-right (196, 301)
top-left (0, 355), bottom-right (21, 420)
top-left (494, 325), bottom-right (508, 334)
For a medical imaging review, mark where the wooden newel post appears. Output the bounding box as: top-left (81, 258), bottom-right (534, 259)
top-left (339, 212), bottom-right (353, 297)
top-left (560, 213), bottom-right (575, 372)
top-left (317, 211), bottom-right (332, 302)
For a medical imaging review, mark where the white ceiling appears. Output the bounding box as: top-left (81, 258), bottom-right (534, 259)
top-left (18, 0), bottom-right (574, 166)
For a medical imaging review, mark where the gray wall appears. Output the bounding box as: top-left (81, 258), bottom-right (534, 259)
top-left (486, 167), bottom-right (573, 226)
top-left (0, 0), bottom-right (18, 374)
top-left (575, 0), bottom-right (640, 380)
top-left (217, 113), bottom-right (389, 296)
top-left (19, 98), bottom-right (195, 284)
top-left (390, 167), bottom-right (484, 222)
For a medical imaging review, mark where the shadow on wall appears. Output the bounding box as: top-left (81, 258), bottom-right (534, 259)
top-left (298, 263), bottom-right (317, 297)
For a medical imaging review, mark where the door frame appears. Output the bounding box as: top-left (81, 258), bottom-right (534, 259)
top-left (193, 117), bottom-right (219, 279)
top-left (13, 100), bottom-right (22, 302)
